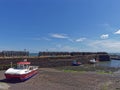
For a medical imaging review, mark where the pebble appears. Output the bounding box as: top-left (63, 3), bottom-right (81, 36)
top-left (0, 82), bottom-right (10, 90)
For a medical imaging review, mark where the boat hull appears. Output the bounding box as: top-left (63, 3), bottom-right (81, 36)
top-left (5, 69), bottom-right (38, 81)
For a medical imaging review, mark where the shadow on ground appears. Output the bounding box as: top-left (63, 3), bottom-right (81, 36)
top-left (0, 78), bottom-right (25, 84)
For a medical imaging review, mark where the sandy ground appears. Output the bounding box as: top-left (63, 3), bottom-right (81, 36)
top-left (0, 68), bottom-right (120, 90)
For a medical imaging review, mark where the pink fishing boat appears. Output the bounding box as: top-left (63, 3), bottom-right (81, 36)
top-left (4, 60), bottom-right (38, 81)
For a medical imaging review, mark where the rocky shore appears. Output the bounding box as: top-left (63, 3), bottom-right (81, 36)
top-left (0, 67), bottom-right (120, 90)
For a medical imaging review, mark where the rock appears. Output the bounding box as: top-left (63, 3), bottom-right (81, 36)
top-left (0, 82), bottom-right (10, 90)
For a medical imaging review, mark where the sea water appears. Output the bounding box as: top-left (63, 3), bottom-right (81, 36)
top-left (97, 59), bottom-right (120, 68)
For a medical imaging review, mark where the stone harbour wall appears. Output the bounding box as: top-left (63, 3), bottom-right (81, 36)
top-left (0, 53), bottom-right (110, 70)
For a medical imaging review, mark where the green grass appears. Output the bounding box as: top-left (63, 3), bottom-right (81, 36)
top-left (101, 81), bottom-right (112, 90)
top-left (55, 65), bottom-right (116, 75)
top-left (63, 69), bottom-right (86, 73)
top-left (96, 70), bottom-right (113, 75)
top-left (101, 84), bottom-right (108, 90)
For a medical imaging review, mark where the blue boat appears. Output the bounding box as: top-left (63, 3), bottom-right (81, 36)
top-left (72, 60), bottom-right (82, 66)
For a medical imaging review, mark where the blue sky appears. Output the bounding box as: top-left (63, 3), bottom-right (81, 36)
top-left (0, 0), bottom-right (120, 53)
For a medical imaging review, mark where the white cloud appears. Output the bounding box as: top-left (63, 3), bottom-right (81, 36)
top-left (76, 38), bottom-right (86, 42)
top-left (68, 38), bottom-right (74, 42)
top-left (42, 37), bottom-right (51, 41)
top-left (100, 23), bottom-right (114, 32)
top-left (61, 46), bottom-right (78, 51)
top-left (56, 44), bottom-right (62, 48)
top-left (114, 29), bottom-right (120, 34)
top-left (100, 34), bottom-right (109, 39)
top-left (89, 40), bottom-right (120, 52)
top-left (32, 37), bottom-right (51, 41)
top-left (51, 33), bottom-right (68, 39)
top-left (49, 45), bottom-right (78, 52)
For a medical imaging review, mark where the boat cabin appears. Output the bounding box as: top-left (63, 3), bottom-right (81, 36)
top-left (16, 61), bottom-right (31, 69)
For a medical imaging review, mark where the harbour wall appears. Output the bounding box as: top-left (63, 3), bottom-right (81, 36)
top-left (0, 53), bottom-right (110, 70)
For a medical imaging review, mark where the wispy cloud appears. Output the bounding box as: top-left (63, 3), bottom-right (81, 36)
top-left (61, 45), bottom-right (78, 51)
top-left (114, 29), bottom-right (120, 34)
top-left (50, 33), bottom-right (87, 43)
top-left (100, 23), bottom-right (114, 32)
top-left (42, 37), bottom-right (51, 41)
top-left (75, 38), bottom-right (86, 42)
top-left (68, 38), bottom-right (74, 42)
top-left (50, 33), bottom-right (68, 39)
top-left (32, 38), bottom-right (42, 40)
top-left (49, 45), bottom-right (78, 52)
top-left (56, 44), bottom-right (62, 48)
top-left (100, 34), bottom-right (109, 39)
top-left (32, 37), bottom-right (51, 41)
top-left (101, 23), bottom-right (111, 28)
top-left (89, 40), bottom-right (120, 52)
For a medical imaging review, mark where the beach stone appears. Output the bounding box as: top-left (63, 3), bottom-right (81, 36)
top-left (0, 82), bottom-right (10, 90)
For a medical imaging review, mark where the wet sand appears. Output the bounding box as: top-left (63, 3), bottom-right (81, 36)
top-left (0, 68), bottom-right (120, 90)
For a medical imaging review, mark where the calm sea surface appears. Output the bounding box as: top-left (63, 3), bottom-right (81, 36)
top-left (97, 59), bottom-right (120, 68)
top-left (29, 53), bottom-right (38, 56)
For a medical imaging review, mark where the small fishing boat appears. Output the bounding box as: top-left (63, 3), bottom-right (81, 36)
top-left (4, 59), bottom-right (38, 81)
top-left (72, 60), bottom-right (82, 66)
top-left (89, 59), bottom-right (97, 64)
